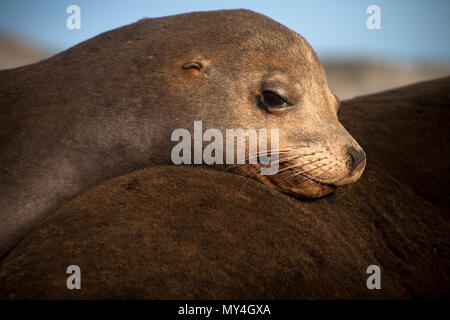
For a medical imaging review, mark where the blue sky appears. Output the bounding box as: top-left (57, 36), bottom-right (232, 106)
top-left (0, 0), bottom-right (449, 61)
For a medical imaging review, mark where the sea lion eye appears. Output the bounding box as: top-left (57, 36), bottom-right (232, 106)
top-left (261, 91), bottom-right (288, 108)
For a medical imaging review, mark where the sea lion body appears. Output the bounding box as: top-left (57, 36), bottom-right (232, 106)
top-left (0, 9), bottom-right (365, 257)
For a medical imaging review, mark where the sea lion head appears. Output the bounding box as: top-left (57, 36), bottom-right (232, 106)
top-left (123, 9), bottom-right (366, 198)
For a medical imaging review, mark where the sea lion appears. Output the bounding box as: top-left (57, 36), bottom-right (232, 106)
top-left (2, 77), bottom-right (449, 299)
top-left (0, 9), bottom-right (365, 257)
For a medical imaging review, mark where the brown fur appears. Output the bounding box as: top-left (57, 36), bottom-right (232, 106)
top-left (0, 10), bottom-right (365, 257)
top-left (0, 78), bottom-right (448, 299)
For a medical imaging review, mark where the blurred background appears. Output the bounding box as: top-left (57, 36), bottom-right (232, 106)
top-left (0, 0), bottom-right (449, 99)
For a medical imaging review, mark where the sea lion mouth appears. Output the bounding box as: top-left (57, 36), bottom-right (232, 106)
top-left (268, 163), bottom-right (337, 198)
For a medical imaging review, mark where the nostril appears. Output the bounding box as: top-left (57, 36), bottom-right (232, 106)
top-left (347, 146), bottom-right (366, 173)
top-left (347, 152), bottom-right (356, 170)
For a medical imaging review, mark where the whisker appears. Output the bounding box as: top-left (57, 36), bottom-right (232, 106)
top-left (237, 167), bottom-right (264, 193)
top-left (223, 144), bottom-right (321, 194)
top-left (231, 154), bottom-right (313, 189)
top-left (335, 182), bottom-right (354, 200)
top-left (285, 162), bottom-right (329, 182)
top-left (261, 152), bottom-right (322, 166)
top-left (223, 149), bottom-right (293, 171)
top-left (233, 154), bottom-right (305, 192)
top-left (303, 165), bottom-right (334, 185)
top-left (223, 144), bottom-right (316, 171)
top-left (277, 157), bottom-right (327, 175)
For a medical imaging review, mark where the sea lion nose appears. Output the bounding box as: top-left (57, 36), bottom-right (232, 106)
top-left (346, 146), bottom-right (366, 174)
